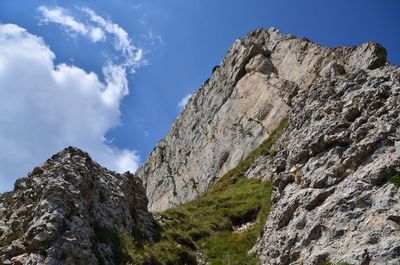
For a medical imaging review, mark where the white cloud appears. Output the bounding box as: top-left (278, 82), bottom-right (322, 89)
top-left (38, 6), bottom-right (143, 71)
top-left (178, 94), bottom-right (192, 110)
top-left (90, 27), bottom-right (106, 42)
top-left (0, 23), bottom-right (140, 192)
top-left (38, 6), bottom-right (105, 43)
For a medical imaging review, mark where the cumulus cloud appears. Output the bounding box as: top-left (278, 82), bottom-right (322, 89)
top-left (0, 23), bottom-right (140, 192)
top-left (178, 94), bottom-right (192, 110)
top-left (38, 6), bottom-right (143, 71)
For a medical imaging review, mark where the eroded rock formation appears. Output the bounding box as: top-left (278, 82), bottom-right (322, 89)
top-left (135, 28), bottom-right (299, 211)
top-left (138, 28), bottom-right (400, 264)
top-left (0, 147), bottom-right (156, 264)
top-left (231, 29), bottom-right (399, 264)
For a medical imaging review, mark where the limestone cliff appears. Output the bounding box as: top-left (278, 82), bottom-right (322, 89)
top-left (0, 147), bottom-right (157, 265)
top-left (137, 28), bottom-right (400, 264)
top-left (135, 28), bottom-right (299, 211)
top-left (250, 30), bottom-right (400, 265)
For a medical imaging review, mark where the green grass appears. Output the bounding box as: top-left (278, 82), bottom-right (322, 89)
top-left (92, 179), bottom-right (271, 265)
top-left (159, 178), bottom-right (272, 265)
top-left (92, 223), bottom-right (140, 264)
top-left (390, 172), bottom-right (400, 187)
top-left (92, 118), bottom-right (287, 264)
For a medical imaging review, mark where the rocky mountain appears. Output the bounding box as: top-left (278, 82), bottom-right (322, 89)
top-left (0, 147), bottom-right (157, 264)
top-left (135, 28), bottom-right (298, 211)
top-left (246, 30), bottom-right (400, 265)
top-left (137, 28), bottom-right (400, 264)
top-left (0, 27), bottom-right (399, 265)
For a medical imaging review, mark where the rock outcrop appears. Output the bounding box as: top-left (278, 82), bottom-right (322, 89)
top-left (136, 29), bottom-right (299, 211)
top-left (0, 147), bottom-right (157, 265)
top-left (138, 28), bottom-right (400, 263)
top-left (237, 30), bottom-right (399, 264)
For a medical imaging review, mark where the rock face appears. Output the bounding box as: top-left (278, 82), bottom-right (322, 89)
top-left (0, 147), bottom-right (156, 265)
top-left (136, 29), bottom-right (298, 211)
top-left (138, 28), bottom-right (400, 263)
top-left (241, 30), bottom-right (399, 264)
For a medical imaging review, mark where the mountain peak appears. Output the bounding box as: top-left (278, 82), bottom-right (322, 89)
top-left (0, 147), bottom-right (156, 264)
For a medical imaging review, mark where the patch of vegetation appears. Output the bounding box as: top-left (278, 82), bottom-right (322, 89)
top-left (0, 191), bottom-right (14, 205)
top-left (159, 177), bottom-right (272, 265)
top-left (352, 94), bottom-right (362, 104)
top-left (390, 172), bottom-right (400, 187)
top-left (92, 117), bottom-right (287, 264)
top-left (92, 223), bottom-right (139, 264)
top-left (312, 71), bottom-right (322, 83)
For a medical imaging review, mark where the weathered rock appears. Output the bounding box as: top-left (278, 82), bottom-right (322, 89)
top-left (136, 29), bottom-right (303, 211)
top-left (137, 27), bottom-right (398, 263)
top-left (348, 41), bottom-right (387, 70)
top-left (245, 54), bottom-right (276, 75)
top-left (0, 147), bottom-right (157, 265)
top-left (250, 32), bottom-right (399, 264)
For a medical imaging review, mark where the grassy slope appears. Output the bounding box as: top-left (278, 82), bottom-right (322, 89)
top-left (158, 177), bottom-right (271, 265)
top-left (93, 118), bottom-right (288, 265)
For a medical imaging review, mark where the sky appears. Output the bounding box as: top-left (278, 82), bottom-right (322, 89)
top-left (0, 0), bottom-right (399, 192)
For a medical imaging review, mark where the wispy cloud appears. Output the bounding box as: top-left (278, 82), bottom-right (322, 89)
top-left (178, 94), bottom-right (192, 110)
top-left (143, 30), bottom-right (164, 46)
top-left (38, 6), bottom-right (105, 42)
top-left (38, 5), bottom-right (144, 71)
top-left (81, 7), bottom-right (143, 70)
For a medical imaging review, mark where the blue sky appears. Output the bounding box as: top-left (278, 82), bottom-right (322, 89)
top-left (0, 0), bottom-right (399, 191)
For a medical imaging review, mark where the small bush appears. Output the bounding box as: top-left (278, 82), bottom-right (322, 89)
top-left (390, 172), bottom-right (400, 187)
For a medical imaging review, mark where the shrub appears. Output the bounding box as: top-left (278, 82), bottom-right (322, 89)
top-left (390, 172), bottom-right (400, 187)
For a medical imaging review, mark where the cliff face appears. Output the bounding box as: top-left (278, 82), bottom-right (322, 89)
top-left (135, 27), bottom-right (395, 212)
top-left (0, 147), bottom-right (156, 265)
top-left (253, 35), bottom-right (400, 264)
top-left (137, 28), bottom-right (400, 264)
top-left (135, 28), bottom-right (300, 211)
